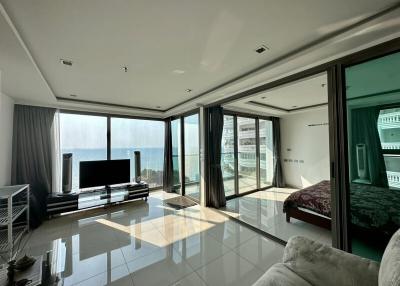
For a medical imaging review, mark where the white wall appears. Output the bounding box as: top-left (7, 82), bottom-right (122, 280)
top-left (280, 108), bottom-right (330, 188)
top-left (0, 92), bottom-right (14, 186)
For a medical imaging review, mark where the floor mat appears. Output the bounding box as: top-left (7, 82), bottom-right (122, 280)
top-left (164, 196), bottom-right (197, 210)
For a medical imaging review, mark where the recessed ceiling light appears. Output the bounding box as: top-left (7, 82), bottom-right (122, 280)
top-left (186, 89), bottom-right (192, 93)
top-left (255, 45), bottom-right (269, 54)
top-left (60, 59), bottom-right (73, 66)
top-left (70, 94), bottom-right (78, 98)
top-left (123, 66), bottom-right (128, 72)
top-left (173, 69), bottom-right (185, 74)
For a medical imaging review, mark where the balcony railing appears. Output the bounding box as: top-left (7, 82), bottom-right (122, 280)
top-left (387, 171), bottom-right (400, 189)
top-left (379, 112), bottom-right (400, 129)
top-left (381, 142), bottom-right (400, 150)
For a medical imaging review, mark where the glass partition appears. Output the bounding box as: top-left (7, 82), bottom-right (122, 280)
top-left (345, 51), bottom-right (400, 260)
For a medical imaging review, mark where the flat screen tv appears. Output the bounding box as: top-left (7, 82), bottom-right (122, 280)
top-left (79, 159), bottom-right (130, 189)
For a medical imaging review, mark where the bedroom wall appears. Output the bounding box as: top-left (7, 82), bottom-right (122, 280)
top-left (0, 89), bottom-right (15, 186)
top-left (280, 107), bottom-right (330, 189)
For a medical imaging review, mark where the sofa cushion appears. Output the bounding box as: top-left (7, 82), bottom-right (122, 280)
top-left (379, 229), bottom-right (400, 286)
top-left (283, 236), bottom-right (379, 286)
top-left (252, 263), bottom-right (312, 286)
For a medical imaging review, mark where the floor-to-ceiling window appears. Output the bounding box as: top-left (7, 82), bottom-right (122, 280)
top-left (184, 114), bottom-right (200, 200)
top-left (110, 118), bottom-right (164, 188)
top-left (344, 50), bottom-right (400, 260)
top-left (221, 115), bottom-right (235, 197)
top-left (60, 112), bottom-right (165, 191)
top-left (171, 118), bottom-right (182, 192)
top-left (60, 113), bottom-right (107, 191)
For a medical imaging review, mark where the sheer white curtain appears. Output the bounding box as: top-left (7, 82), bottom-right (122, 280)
top-left (51, 110), bottom-right (62, 194)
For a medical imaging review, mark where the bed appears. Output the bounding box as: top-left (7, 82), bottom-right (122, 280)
top-left (283, 180), bottom-right (400, 237)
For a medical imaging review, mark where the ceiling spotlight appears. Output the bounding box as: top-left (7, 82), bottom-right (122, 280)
top-left (70, 94), bottom-right (78, 98)
top-left (292, 105), bottom-right (298, 108)
top-left (60, 59), bottom-right (73, 66)
top-left (261, 96), bottom-right (266, 99)
top-left (123, 66), bottom-right (128, 73)
top-left (173, 69), bottom-right (185, 74)
top-left (255, 45), bottom-right (269, 54)
top-left (156, 106), bottom-right (161, 109)
top-left (186, 89), bottom-right (192, 93)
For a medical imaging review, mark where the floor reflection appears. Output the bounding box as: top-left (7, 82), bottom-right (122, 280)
top-left (221, 188), bottom-right (332, 245)
top-left (17, 191), bottom-right (284, 286)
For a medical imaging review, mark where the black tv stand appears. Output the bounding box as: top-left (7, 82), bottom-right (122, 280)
top-left (46, 182), bottom-right (149, 217)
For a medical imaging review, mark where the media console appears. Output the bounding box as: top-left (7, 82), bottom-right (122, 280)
top-left (46, 182), bottom-right (149, 217)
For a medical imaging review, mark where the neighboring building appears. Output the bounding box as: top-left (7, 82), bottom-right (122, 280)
top-left (378, 107), bottom-right (400, 189)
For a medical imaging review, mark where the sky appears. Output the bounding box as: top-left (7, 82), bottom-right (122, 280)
top-left (60, 113), bottom-right (164, 149)
top-left (60, 113), bottom-right (200, 150)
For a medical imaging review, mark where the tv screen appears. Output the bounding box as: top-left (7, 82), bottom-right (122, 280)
top-left (79, 159), bottom-right (130, 189)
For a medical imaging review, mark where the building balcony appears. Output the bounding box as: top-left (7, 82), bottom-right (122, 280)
top-left (238, 130), bottom-right (256, 139)
top-left (387, 171), bottom-right (400, 189)
top-left (381, 142), bottom-right (400, 150)
top-left (379, 112), bottom-right (400, 129)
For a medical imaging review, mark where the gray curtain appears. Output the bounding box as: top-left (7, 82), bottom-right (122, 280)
top-left (206, 106), bottom-right (226, 208)
top-left (163, 118), bottom-right (174, 192)
top-left (11, 105), bottom-right (56, 228)
top-left (350, 107), bottom-right (388, 187)
top-left (272, 117), bottom-right (285, 187)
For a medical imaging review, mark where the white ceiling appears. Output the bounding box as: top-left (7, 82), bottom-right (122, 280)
top-left (226, 72), bottom-right (328, 116)
top-left (0, 0), bottom-right (400, 118)
top-left (0, 5), bottom-right (53, 103)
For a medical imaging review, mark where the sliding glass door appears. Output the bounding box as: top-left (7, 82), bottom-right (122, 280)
top-left (259, 119), bottom-right (274, 188)
top-left (221, 115), bottom-right (235, 197)
top-left (171, 118), bottom-right (182, 192)
top-left (221, 113), bottom-right (273, 198)
top-left (184, 114), bottom-right (200, 201)
top-left (344, 50), bottom-right (400, 260)
top-left (237, 117), bottom-right (257, 193)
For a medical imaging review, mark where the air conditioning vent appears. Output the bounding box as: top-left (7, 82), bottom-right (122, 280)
top-left (255, 45), bottom-right (269, 54)
top-left (60, 59), bottom-right (73, 66)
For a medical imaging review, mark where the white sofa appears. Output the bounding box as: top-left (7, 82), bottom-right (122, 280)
top-left (253, 229), bottom-right (400, 286)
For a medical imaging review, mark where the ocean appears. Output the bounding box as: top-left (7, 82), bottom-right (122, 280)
top-left (62, 147), bottom-right (164, 190)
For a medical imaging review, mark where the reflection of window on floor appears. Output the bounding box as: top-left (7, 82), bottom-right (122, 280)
top-left (378, 107), bottom-right (400, 190)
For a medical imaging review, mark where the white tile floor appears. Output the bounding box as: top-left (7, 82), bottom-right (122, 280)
top-left (221, 188), bottom-right (332, 245)
top-left (18, 191), bottom-right (285, 286)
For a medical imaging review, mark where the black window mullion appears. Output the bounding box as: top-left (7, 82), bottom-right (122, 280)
top-left (107, 116), bottom-right (111, 160)
top-left (234, 116), bottom-right (239, 196)
top-left (256, 118), bottom-right (260, 190)
top-left (181, 116), bottom-right (185, 196)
